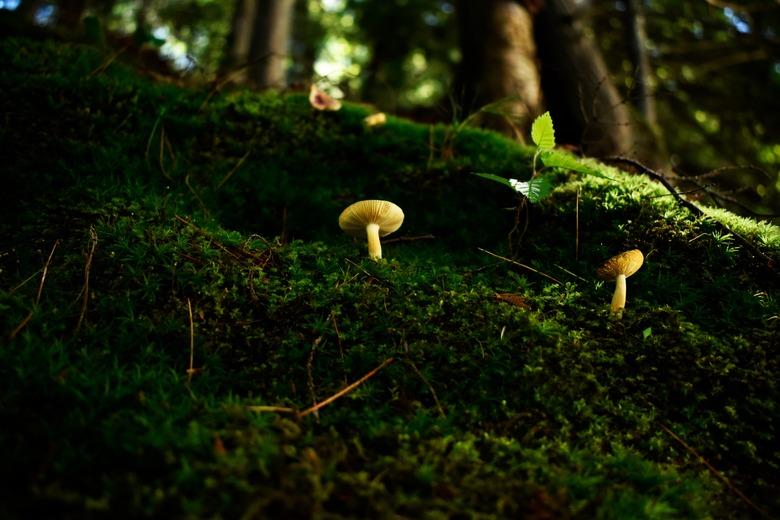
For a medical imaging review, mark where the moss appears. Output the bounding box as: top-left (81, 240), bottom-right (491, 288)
top-left (1, 37), bottom-right (778, 518)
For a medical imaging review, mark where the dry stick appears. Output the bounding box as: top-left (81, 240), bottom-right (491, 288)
top-left (381, 234), bottom-right (436, 245)
top-left (217, 149), bottom-right (252, 190)
top-left (8, 313), bottom-right (33, 341)
top-left (36, 240), bottom-right (60, 305)
top-left (603, 156), bottom-right (776, 268)
top-left (658, 421), bottom-right (769, 518)
top-left (75, 227), bottom-right (98, 334)
top-left (88, 45), bottom-right (129, 78)
top-left (299, 358), bottom-right (395, 418)
top-left (477, 248), bottom-right (563, 286)
top-left (8, 240), bottom-right (60, 340)
top-left (10, 269), bottom-right (42, 294)
top-left (186, 298), bottom-right (197, 383)
top-left (401, 338), bottom-right (445, 417)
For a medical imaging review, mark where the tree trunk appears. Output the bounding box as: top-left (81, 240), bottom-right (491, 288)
top-left (533, 0), bottom-right (634, 156)
top-left (456, 0), bottom-right (541, 135)
top-left (624, 0), bottom-right (656, 126)
top-left (248, 0), bottom-right (295, 88)
top-left (221, 0), bottom-right (258, 84)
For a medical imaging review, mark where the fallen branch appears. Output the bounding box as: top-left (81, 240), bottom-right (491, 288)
top-left (603, 156), bottom-right (776, 269)
top-left (477, 248), bottom-right (563, 285)
top-left (299, 358), bottom-right (394, 418)
top-left (658, 421), bottom-right (770, 518)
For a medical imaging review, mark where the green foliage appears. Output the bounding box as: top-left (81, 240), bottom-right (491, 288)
top-left (531, 110), bottom-right (556, 150)
top-left (1, 38), bottom-right (779, 519)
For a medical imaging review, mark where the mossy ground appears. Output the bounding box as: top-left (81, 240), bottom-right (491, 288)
top-left (1, 38), bottom-right (778, 518)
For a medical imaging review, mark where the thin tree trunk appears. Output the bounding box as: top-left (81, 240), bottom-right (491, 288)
top-left (222, 0), bottom-right (258, 84)
top-left (534, 0), bottom-right (634, 156)
top-left (248, 0), bottom-right (295, 88)
top-left (456, 0), bottom-right (541, 134)
top-left (625, 0), bottom-right (656, 126)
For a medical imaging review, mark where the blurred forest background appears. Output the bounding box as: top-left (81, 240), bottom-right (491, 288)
top-left (2, 0), bottom-right (779, 218)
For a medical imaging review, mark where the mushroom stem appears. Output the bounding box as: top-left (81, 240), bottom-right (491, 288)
top-left (611, 274), bottom-right (627, 314)
top-left (366, 223), bottom-right (382, 260)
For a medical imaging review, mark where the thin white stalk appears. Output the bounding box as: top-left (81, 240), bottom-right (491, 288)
top-left (611, 274), bottom-right (627, 314)
top-left (366, 223), bottom-right (382, 260)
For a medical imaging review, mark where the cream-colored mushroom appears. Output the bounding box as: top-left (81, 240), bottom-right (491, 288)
top-left (338, 200), bottom-right (404, 260)
top-left (597, 249), bottom-right (644, 316)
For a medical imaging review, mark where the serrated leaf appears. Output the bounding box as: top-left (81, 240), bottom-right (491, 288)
top-left (509, 176), bottom-right (554, 203)
top-left (541, 151), bottom-right (612, 179)
top-left (531, 111), bottom-right (555, 150)
top-left (472, 172), bottom-right (514, 189)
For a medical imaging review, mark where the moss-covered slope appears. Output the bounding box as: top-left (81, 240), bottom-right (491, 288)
top-left (1, 38), bottom-right (778, 518)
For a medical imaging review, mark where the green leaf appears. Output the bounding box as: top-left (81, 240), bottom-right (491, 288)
top-left (531, 111), bottom-right (555, 150)
top-left (510, 176), bottom-right (554, 203)
top-left (471, 172), bottom-right (514, 190)
top-left (541, 151), bottom-right (613, 179)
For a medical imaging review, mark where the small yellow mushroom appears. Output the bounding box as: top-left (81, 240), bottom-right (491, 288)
top-left (338, 200), bottom-right (404, 260)
top-left (597, 249), bottom-right (644, 316)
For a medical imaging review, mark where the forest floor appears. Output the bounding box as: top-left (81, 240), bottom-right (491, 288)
top-left (1, 37), bottom-right (779, 519)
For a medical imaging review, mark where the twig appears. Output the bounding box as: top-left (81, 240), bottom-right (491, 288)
top-left (603, 156), bottom-right (703, 216)
top-left (88, 45), bottom-right (129, 77)
top-left (8, 312), bottom-right (33, 341)
top-left (381, 234), bottom-right (436, 245)
top-left (299, 358), bottom-right (394, 418)
top-left (217, 149), bottom-right (252, 190)
top-left (36, 240), bottom-right (60, 305)
top-left (658, 421), bottom-right (770, 518)
top-left (402, 339), bottom-right (445, 417)
top-left (75, 227), bottom-right (98, 334)
top-left (477, 248), bottom-right (563, 285)
top-left (186, 298), bottom-right (199, 383)
top-left (199, 52), bottom-right (279, 110)
top-left (145, 110), bottom-right (165, 167)
top-left (554, 264), bottom-right (588, 283)
top-left (603, 156), bottom-right (776, 268)
top-left (184, 174), bottom-right (209, 215)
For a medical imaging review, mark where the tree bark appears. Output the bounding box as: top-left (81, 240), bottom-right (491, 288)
top-left (533, 0), bottom-right (634, 156)
top-left (456, 0), bottom-right (541, 134)
top-left (624, 0), bottom-right (656, 126)
top-left (222, 0), bottom-right (258, 84)
top-left (248, 0), bottom-right (295, 88)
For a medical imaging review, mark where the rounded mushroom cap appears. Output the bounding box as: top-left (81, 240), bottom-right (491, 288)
top-left (597, 249), bottom-right (644, 280)
top-left (338, 200), bottom-right (404, 237)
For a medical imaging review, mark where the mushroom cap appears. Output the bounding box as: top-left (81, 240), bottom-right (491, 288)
top-left (597, 249), bottom-right (644, 280)
top-left (338, 200), bottom-right (404, 237)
